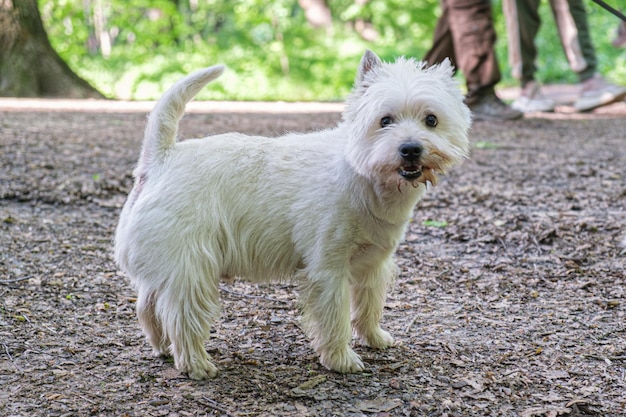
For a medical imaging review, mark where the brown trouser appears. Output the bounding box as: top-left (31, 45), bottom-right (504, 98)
top-left (424, 0), bottom-right (501, 104)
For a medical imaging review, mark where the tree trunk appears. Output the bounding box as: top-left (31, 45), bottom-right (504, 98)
top-left (0, 0), bottom-right (104, 98)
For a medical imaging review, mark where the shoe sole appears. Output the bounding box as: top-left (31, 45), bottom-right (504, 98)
top-left (471, 112), bottom-right (524, 122)
top-left (511, 104), bottom-right (555, 113)
top-left (511, 99), bottom-right (556, 113)
top-left (575, 90), bottom-right (626, 112)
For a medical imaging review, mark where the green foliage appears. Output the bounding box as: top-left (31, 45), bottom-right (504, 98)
top-left (40, 0), bottom-right (439, 100)
top-left (39, 0), bottom-right (624, 101)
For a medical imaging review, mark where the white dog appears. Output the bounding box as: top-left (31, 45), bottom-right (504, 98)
top-left (114, 50), bottom-right (471, 379)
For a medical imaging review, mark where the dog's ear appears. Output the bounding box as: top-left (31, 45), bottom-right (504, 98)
top-left (435, 58), bottom-right (456, 78)
top-left (357, 49), bottom-right (383, 85)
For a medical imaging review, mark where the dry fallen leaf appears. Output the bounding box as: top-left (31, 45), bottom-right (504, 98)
top-left (357, 398), bottom-right (404, 413)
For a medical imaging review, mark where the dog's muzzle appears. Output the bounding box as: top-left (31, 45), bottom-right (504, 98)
top-left (398, 142), bottom-right (424, 180)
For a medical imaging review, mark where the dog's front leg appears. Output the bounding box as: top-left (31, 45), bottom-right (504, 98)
top-left (301, 271), bottom-right (365, 373)
top-left (350, 255), bottom-right (396, 349)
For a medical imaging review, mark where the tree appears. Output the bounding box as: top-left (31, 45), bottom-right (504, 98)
top-left (0, 0), bottom-right (104, 98)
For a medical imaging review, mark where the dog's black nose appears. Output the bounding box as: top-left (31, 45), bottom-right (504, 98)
top-left (399, 143), bottom-right (423, 162)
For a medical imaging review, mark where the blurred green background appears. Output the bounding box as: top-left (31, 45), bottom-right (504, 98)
top-left (41, 0), bottom-right (626, 101)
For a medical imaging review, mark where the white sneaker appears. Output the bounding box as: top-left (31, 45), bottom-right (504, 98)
top-left (511, 81), bottom-right (555, 113)
top-left (574, 74), bottom-right (626, 112)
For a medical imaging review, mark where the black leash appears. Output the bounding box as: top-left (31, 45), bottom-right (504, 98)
top-left (590, 0), bottom-right (626, 22)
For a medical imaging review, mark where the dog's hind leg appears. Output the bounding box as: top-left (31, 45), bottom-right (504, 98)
top-left (137, 288), bottom-right (170, 356)
top-left (300, 271), bottom-right (365, 373)
top-left (350, 255), bottom-right (396, 349)
top-left (158, 260), bottom-right (221, 380)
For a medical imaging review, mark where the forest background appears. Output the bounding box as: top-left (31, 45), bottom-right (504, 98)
top-left (40, 0), bottom-right (626, 101)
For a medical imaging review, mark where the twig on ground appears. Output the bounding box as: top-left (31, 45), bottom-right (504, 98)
top-left (3, 343), bottom-right (14, 361)
top-left (404, 315), bottom-right (420, 334)
top-left (0, 276), bottom-right (32, 285)
top-left (201, 396), bottom-right (235, 416)
top-left (585, 354), bottom-right (626, 362)
top-left (77, 394), bottom-right (97, 405)
top-left (3, 343), bottom-right (21, 373)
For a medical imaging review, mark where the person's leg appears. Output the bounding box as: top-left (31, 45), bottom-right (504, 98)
top-left (503, 0), bottom-right (555, 112)
top-left (503, 0), bottom-right (542, 85)
top-left (424, 3), bottom-right (456, 68)
top-left (445, 0), bottom-right (500, 101)
top-left (550, 0), bottom-right (626, 111)
top-left (424, 0), bottom-right (522, 120)
top-left (447, 0), bottom-right (522, 120)
top-left (549, 0), bottom-right (595, 80)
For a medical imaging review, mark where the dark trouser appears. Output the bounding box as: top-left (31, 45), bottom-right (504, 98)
top-left (424, 0), bottom-right (501, 104)
top-left (503, 0), bottom-right (597, 85)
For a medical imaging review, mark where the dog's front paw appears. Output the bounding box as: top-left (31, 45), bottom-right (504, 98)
top-left (359, 328), bottom-right (395, 349)
top-left (152, 349), bottom-right (170, 358)
top-left (319, 346), bottom-right (365, 373)
top-left (186, 361), bottom-right (218, 380)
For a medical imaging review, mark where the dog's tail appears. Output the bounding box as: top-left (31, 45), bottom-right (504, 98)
top-left (139, 65), bottom-right (225, 170)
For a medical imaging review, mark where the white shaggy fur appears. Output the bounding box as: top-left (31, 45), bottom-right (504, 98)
top-left (114, 50), bottom-right (471, 379)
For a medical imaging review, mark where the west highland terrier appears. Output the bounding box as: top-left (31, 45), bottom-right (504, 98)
top-left (114, 50), bottom-right (471, 379)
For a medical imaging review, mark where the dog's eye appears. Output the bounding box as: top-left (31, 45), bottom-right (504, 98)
top-left (380, 116), bottom-right (393, 127)
top-left (425, 114), bottom-right (438, 127)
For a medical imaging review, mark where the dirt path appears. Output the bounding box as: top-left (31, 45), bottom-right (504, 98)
top-left (1, 99), bottom-right (625, 416)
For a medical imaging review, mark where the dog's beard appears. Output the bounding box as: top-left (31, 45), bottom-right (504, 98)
top-left (394, 168), bottom-right (438, 193)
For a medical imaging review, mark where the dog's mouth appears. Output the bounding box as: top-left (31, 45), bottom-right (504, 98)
top-left (397, 165), bottom-right (439, 188)
top-left (398, 165), bottom-right (423, 180)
